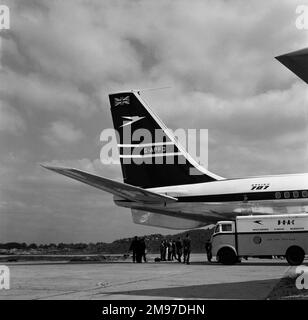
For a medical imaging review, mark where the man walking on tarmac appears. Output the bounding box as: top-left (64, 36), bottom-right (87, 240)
top-left (183, 233), bottom-right (191, 265)
top-left (129, 236), bottom-right (139, 263)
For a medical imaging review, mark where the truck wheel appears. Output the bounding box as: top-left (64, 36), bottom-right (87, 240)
top-left (286, 246), bottom-right (305, 266)
top-left (218, 247), bottom-right (237, 265)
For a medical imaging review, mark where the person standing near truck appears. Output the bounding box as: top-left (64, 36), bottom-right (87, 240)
top-left (171, 240), bottom-right (177, 261)
top-left (166, 239), bottom-right (172, 261)
top-left (175, 237), bottom-right (183, 262)
top-left (205, 239), bottom-right (212, 262)
top-left (140, 237), bottom-right (147, 262)
top-left (183, 234), bottom-right (191, 265)
top-left (129, 236), bottom-right (139, 263)
top-left (160, 240), bottom-right (166, 261)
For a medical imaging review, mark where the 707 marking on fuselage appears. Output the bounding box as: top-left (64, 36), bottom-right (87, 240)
top-left (251, 183), bottom-right (270, 191)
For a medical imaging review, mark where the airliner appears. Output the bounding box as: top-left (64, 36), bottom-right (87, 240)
top-left (43, 48), bottom-right (308, 230)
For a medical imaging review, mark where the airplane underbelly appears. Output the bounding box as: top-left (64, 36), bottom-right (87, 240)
top-left (166, 200), bottom-right (308, 216)
top-left (114, 198), bottom-right (308, 230)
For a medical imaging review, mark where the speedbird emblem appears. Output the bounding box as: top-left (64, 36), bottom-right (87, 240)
top-left (120, 116), bottom-right (145, 127)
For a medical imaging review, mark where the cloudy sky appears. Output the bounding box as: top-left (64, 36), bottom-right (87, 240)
top-left (1, 0), bottom-right (308, 244)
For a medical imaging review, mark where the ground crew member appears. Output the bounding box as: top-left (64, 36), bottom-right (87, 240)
top-left (175, 237), bottom-right (183, 262)
top-left (183, 233), bottom-right (191, 265)
top-left (205, 240), bottom-right (212, 262)
top-left (135, 238), bottom-right (143, 263)
top-left (163, 240), bottom-right (168, 261)
top-left (129, 236), bottom-right (139, 263)
top-left (160, 240), bottom-right (165, 261)
top-left (171, 240), bottom-right (177, 260)
top-left (167, 239), bottom-right (173, 261)
top-left (140, 237), bottom-right (147, 262)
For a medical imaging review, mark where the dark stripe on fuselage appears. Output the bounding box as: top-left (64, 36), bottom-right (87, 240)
top-left (177, 190), bottom-right (308, 203)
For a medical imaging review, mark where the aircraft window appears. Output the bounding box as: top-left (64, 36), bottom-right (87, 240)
top-left (275, 192), bottom-right (281, 199)
top-left (221, 224), bottom-right (232, 232)
top-left (293, 191), bottom-right (299, 198)
top-left (284, 192), bottom-right (290, 199)
top-left (302, 190), bottom-right (308, 197)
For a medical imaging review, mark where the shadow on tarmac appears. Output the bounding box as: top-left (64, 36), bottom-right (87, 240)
top-left (190, 261), bottom-right (290, 266)
top-left (100, 278), bottom-right (280, 299)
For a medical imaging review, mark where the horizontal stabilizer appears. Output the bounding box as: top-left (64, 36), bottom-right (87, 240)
top-left (41, 165), bottom-right (177, 204)
top-left (276, 48), bottom-right (308, 84)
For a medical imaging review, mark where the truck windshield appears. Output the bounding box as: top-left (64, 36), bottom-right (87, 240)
top-left (221, 224), bottom-right (232, 232)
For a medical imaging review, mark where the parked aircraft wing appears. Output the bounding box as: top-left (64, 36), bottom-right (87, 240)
top-left (41, 165), bottom-right (177, 204)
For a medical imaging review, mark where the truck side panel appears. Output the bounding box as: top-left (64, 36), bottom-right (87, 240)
top-left (237, 231), bottom-right (308, 256)
top-left (236, 214), bottom-right (308, 233)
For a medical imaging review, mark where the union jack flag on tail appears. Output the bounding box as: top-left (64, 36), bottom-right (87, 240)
top-left (114, 96), bottom-right (130, 106)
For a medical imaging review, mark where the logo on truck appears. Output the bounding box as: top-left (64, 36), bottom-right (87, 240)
top-left (253, 236), bottom-right (262, 244)
top-left (278, 219), bottom-right (295, 225)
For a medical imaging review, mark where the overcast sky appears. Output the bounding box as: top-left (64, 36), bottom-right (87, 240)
top-left (1, 0), bottom-right (308, 244)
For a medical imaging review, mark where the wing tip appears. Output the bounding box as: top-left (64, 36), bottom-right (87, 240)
top-left (40, 164), bottom-right (59, 171)
top-left (40, 164), bottom-right (73, 173)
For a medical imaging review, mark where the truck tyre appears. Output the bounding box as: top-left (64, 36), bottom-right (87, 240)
top-left (286, 246), bottom-right (305, 266)
top-left (218, 247), bottom-right (237, 265)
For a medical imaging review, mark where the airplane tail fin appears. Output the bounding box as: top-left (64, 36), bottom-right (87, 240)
top-left (108, 91), bottom-right (223, 188)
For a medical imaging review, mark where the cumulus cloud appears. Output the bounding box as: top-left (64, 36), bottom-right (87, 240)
top-left (0, 100), bottom-right (25, 133)
top-left (43, 120), bottom-right (84, 145)
top-left (1, 69), bottom-right (97, 116)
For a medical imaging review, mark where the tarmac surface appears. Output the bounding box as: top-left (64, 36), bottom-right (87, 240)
top-left (0, 254), bottom-right (307, 300)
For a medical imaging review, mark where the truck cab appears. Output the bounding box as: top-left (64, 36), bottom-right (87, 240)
top-left (211, 221), bottom-right (238, 264)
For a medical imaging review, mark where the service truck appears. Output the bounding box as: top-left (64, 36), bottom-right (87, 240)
top-left (210, 213), bottom-right (308, 265)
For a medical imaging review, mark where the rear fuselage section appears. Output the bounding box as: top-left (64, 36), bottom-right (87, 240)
top-left (114, 173), bottom-right (308, 222)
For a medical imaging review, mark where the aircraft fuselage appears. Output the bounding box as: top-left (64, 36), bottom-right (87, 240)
top-left (114, 173), bottom-right (308, 225)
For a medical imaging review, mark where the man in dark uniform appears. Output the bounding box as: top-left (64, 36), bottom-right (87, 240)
top-left (175, 237), bottom-right (183, 262)
top-left (140, 237), bottom-right (147, 262)
top-left (129, 236), bottom-right (139, 263)
top-left (163, 240), bottom-right (167, 261)
top-left (171, 240), bottom-right (177, 261)
top-left (205, 240), bottom-right (212, 262)
top-left (167, 239), bottom-right (172, 261)
top-left (160, 240), bottom-right (165, 261)
top-left (135, 238), bottom-right (144, 263)
top-left (183, 233), bottom-right (191, 265)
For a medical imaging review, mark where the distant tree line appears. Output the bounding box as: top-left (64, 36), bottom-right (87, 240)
top-left (0, 228), bottom-right (214, 253)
